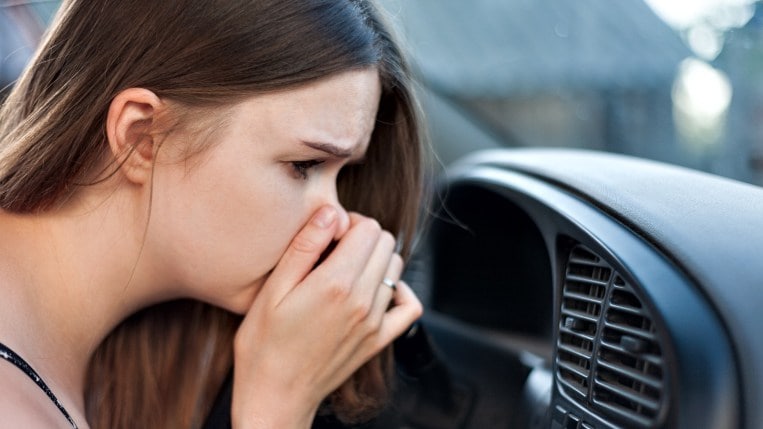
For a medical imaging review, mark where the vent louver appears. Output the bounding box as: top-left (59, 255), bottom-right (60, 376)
top-left (556, 245), bottom-right (666, 428)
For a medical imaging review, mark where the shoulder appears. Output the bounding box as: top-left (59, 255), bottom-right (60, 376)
top-left (0, 360), bottom-right (72, 427)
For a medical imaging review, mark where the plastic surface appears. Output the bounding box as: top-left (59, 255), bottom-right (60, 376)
top-left (453, 148), bottom-right (761, 428)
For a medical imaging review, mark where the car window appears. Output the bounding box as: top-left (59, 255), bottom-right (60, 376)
top-left (3, 0), bottom-right (762, 186)
top-left (0, 0), bottom-right (60, 97)
top-left (376, 0), bottom-right (763, 186)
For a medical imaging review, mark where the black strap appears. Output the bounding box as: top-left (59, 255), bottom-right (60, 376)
top-left (0, 342), bottom-right (78, 428)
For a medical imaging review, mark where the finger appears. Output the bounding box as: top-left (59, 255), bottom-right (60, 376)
top-left (331, 275), bottom-right (412, 372)
top-left (312, 215), bottom-right (382, 281)
top-left (367, 253), bottom-right (404, 326)
top-left (264, 205), bottom-right (338, 303)
top-left (349, 279), bottom-right (421, 365)
top-left (354, 230), bottom-right (396, 299)
top-left (376, 280), bottom-right (422, 345)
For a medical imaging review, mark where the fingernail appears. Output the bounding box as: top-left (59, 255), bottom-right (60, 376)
top-left (313, 206), bottom-right (337, 228)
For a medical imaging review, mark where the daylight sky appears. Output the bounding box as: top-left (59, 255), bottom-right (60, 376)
top-left (644, 0), bottom-right (756, 29)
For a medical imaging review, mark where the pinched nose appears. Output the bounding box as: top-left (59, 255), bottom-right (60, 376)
top-left (320, 183), bottom-right (350, 240)
top-left (332, 203), bottom-right (350, 240)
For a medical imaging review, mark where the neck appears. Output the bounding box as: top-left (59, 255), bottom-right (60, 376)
top-left (0, 188), bottom-right (161, 423)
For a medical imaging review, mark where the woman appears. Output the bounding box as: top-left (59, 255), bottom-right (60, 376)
top-left (0, 0), bottom-right (425, 427)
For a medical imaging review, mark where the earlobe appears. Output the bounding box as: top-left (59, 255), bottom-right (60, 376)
top-left (106, 88), bottom-right (165, 185)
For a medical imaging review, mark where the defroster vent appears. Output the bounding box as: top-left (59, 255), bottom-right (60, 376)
top-left (556, 244), bottom-right (666, 428)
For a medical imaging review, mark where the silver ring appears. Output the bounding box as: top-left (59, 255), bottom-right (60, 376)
top-left (381, 277), bottom-right (397, 291)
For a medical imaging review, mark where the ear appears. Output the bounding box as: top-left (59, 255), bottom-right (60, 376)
top-left (106, 88), bottom-right (165, 185)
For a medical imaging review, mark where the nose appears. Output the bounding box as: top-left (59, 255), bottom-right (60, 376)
top-left (319, 185), bottom-right (350, 239)
top-left (333, 204), bottom-right (350, 239)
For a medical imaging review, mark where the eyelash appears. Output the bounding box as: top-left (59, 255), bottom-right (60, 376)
top-left (290, 160), bottom-right (325, 180)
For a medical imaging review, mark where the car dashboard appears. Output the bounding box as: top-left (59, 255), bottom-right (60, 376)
top-left (397, 148), bottom-right (762, 429)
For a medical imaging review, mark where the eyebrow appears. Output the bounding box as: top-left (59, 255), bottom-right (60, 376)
top-left (302, 141), bottom-right (360, 159)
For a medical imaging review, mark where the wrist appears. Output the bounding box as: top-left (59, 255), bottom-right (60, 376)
top-left (231, 374), bottom-right (319, 429)
top-left (231, 399), bottom-right (318, 429)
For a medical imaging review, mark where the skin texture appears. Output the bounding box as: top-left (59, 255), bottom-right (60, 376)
top-left (0, 69), bottom-right (422, 428)
top-left (144, 68), bottom-right (378, 313)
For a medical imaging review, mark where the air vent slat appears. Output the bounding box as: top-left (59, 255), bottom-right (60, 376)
top-left (559, 326), bottom-right (595, 341)
top-left (556, 244), bottom-right (666, 429)
top-left (557, 360), bottom-right (591, 379)
top-left (593, 379), bottom-right (660, 411)
top-left (560, 309), bottom-right (599, 323)
top-left (599, 341), bottom-right (663, 367)
top-left (612, 275), bottom-right (628, 288)
top-left (568, 255), bottom-right (603, 265)
top-left (608, 302), bottom-right (646, 315)
top-left (563, 279), bottom-right (607, 299)
top-left (595, 359), bottom-right (663, 390)
top-left (562, 291), bottom-right (604, 304)
top-left (558, 343), bottom-right (592, 360)
top-left (603, 321), bottom-right (656, 341)
top-left (558, 377), bottom-right (588, 399)
top-left (565, 274), bottom-right (609, 286)
top-left (567, 247), bottom-right (605, 265)
top-left (593, 399), bottom-right (653, 428)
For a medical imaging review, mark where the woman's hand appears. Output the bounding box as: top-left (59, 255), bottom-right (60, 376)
top-left (231, 206), bottom-right (423, 429)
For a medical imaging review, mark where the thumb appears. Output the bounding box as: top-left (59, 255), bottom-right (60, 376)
top-left (263, 205), bottom-right (338, 304)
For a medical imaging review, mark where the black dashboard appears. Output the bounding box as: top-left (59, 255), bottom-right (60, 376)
top-left (400, 148), bottom-right (761, 429)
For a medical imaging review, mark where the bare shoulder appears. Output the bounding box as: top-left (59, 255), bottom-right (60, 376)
top-left (0, 360), bottom-right (73, 427)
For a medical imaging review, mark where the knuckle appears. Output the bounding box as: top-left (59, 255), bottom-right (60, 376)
top-left (411, 299), bottom-right (424, 319)
top-left (290, 232), bottom-right (322, 254)
top-left (348, 212), bottom-right (366, 224)
top-left (325, 280), bottom-right (352, 301)
top-left (360, 318), bottom-right (380, 338)
top-left (359, 217), bottom-right (382, 236)
top-left (379, 230), bottom-right (396, 248)
top-left (351, 300), bottom-right (373, 323)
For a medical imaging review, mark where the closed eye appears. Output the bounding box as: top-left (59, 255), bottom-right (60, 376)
top-left (290, 160), bottom-right (325, 180)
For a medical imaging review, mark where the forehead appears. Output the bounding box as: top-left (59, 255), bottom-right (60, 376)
top-left (245, 68), bottom-right (382, 151)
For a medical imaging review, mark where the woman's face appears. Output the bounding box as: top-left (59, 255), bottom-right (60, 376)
top-left (146, 68), bottom-right (381, 313)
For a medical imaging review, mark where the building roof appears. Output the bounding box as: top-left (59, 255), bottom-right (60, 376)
top-left (377, 0), bottom-right (691, 98)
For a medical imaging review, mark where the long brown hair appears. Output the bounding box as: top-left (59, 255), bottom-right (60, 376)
top-left (0, 0), bottom-right (425, 427)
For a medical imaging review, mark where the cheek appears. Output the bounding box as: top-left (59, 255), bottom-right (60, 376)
top-left (241, 196), bottom-right (308, 271)
top-left (149, 162), bottom-right (312, 290)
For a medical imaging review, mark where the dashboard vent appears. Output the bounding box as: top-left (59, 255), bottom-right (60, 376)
top-left (556, 244), bottom-right (666, 428)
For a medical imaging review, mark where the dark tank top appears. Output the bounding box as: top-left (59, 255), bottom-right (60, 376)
top-left (0, 342), bottom-right (78, 428)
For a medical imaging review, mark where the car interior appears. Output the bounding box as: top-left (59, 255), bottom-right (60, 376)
top-left (203, 147), bottom-right (762, 429)
top-left (4, 1), bottom-right (763, 428)
top-left (362, 147), bottom-right (761, 429)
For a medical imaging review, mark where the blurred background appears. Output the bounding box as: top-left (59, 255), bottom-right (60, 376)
top-left (3, 0), bottom-right (763, 185)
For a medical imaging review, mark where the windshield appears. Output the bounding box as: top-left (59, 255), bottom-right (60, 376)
top-left (377, 0), bottom-right (762, 186)
top-left (2, 0), bottom-right (762, 186)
